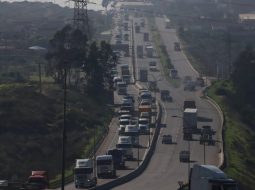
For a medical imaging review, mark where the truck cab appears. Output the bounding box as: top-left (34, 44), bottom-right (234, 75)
top-left (26, 171), bottom-right (49, 190)
top-left (73, 159), bottom-right (97, 188)
top-left (96, 155), bottom-right (116, 178)
top-left (190, 164), bottom-right (238, 190)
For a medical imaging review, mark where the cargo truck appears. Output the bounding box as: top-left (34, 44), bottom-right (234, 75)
top-left (26, 171), bottom-right (49, 190)
top-left (145, 45), bottom-right (153, 58)
top-left (183, 100), bottom-right (196, 110)
top-left (135, 25), bottom-right (140, 33)
top-left (190, 164), bottom-right (238, 190)
top-left (144, 32), bottom-right (149, 41)
top-left (96, 155), bottom-right (116, 178)
top-left (74, 159), bottom-right (97, 188)
top-left (183, 108), bottom-right (197, 140)
top-left (139, 69), bottom-right (148, 82)
top-left (106, 149), bottom-right (125, 169)
top-left (137, 45), bottom-right (143, 58)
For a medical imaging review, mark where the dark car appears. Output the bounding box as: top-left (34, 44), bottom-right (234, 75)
top-left (162, 134), bottom-right (172, 144)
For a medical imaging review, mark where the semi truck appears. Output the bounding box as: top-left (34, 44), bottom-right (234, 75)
top-left (26, 171), bottom-right (49, 190)
top-left (190, 164), bottom-right (238, 190)
top-left (145, 45), bottom-right (153, 57)
top-left (183, 100), bottom-right (196, 110)
top-left (73, 159), bottom-right (97, 188)
top-left (144, 32), bottom-right (149, 41)
top-left (106, 149), bottom-right (125, 169)
top-left (116, 136), bottom-right (133, 160)
top-left (183, 108), bottom-right (197, 140)
top-left (137, 45), bottom-right (143, 58)
top-left (139, 69), bottom-right (148, 82)
top-left (96, 155), bottom-right (116, 178)
top-left (135, 25), bottom-right (140, 33)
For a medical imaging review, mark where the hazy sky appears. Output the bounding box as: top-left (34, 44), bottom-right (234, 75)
top-left (2, 0), bottom-right (105, 10)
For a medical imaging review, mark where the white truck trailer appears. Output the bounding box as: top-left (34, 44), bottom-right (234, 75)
top-left (190, 164), bottom-right (238, 190)
top-left (74, 159), bottom-right (97, 188)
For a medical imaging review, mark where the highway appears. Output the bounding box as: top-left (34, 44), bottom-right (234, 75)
top-left (111, 10), bottom-right (222, 190)
top-left (62, 2), bottom-right (223, 190)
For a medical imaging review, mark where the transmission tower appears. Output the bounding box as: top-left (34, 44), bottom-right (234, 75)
top-left (72, 0), bottom-right (90, 36)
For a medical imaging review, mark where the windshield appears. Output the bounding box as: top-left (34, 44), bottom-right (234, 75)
top-left (75, 174), bottom-right (92, 180)
top-left (116, 143), bottom-right (132, 148)
top-left (74, 167), bottom-right (93, 174)
top-left (28, 177), bottom-right (47, 185)
top-left (97, 160), bottom-right (112, 165)
top-left (223, 184), bottom-right (238, 190)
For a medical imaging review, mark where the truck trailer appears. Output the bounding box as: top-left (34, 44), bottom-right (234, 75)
top-left (190, 164), bottom-right (238, 190)
top-left (73, 159), bottom-right (97, 188)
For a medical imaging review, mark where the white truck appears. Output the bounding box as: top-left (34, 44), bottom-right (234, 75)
top-left (116, 136), bottom-right (133, 160)
top-left (96, 155), bottom-right (116, 178)
top-left (73, 159), bottom-right (97, 188)
top-left (190, 164), bottom-right (238, 190)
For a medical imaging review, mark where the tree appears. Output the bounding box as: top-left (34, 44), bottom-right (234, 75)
top-left (231, 45), bottom-right (255, 107)
top-left (46, 25), bottom-right (88, 85)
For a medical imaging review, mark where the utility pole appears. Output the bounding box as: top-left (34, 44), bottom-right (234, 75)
top-left (61, 66), bottom-right (67, 190)
top-left (72, 0), bottom-right (90, 37)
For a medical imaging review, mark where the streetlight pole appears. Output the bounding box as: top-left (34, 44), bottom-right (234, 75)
top-left (61, 66), bottom-right (67, 190)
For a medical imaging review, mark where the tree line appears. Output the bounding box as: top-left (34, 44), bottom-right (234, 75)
top-left (230, 45), bottom-right (255, 125)
top-left (46, 25), bottom-right (117, 95)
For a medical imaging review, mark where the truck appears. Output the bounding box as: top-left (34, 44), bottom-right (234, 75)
top-left (73, 159), bottom-right (97, 188)
top-left (116, 136), bottom-right (133, 160)
top-left (137, 45), bottom-right (143, 58)
top-left (145, 45), bottom-right (153, 58)
top-left (183, 108), bottom-right (197, 140)
top-left (143, 32), bottom-right (149, 41)
top-left (26, 171), bottom-right (49, 190)
top-left (96, 155), bottom-right (116, 178)
top-left (106, 149), bottom-right (125, 169)
top-left (190, 164), bottom-right (238, 190)
top-left (135, 25), bottom-right (140, 33)
top-left (183, 100), bottom-right (196, 110)
top-left (139, 69), bottom-right (148, 82)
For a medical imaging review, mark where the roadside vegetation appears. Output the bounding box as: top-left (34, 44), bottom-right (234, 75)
top-left (0, 1), bottom-right (115, 184)
top-left (207, 46), bottom-right (255, 190)
top-left (152, 0), bottom-right (255, 189)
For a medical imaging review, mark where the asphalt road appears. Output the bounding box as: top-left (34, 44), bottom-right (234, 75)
top-left (111, 14), bottom-right (222, 190)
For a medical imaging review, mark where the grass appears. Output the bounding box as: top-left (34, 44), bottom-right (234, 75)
top-left (0, 82), bottom-right (113, 185)
top-left (207, 80), bottom-right (255, 190)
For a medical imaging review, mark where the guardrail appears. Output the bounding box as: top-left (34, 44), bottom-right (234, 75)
top-left (89, 102), bottom-right (162, 190)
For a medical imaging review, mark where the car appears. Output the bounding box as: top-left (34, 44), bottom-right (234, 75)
top-left (162, 134), bottom-right (172, 144)
top-left (123, 95), bottom-right (135, 103)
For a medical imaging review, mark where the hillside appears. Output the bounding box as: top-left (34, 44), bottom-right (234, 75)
top-left (0, 83), bottom-right (113, 181)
